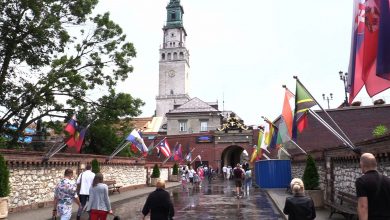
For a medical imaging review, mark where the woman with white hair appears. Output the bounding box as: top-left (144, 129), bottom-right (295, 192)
top-left (283, 178), bottom-right (316, 220)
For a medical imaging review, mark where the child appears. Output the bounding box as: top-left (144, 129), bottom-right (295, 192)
top-left (181, 173), bottom-right (187, 190)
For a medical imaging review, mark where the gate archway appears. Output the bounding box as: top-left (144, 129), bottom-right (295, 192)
top-left (221, 145), bottom-right (246, 168)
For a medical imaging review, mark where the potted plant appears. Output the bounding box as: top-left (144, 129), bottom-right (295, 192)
top-left (302, 154), bottom-right (324, 207)
top-left (91, 159), bottom-right (100, 174)
top-left (170, 163), bottom-right (179, 182)
top-left (150, 164), bottom-right (160, 186)
top-left (0, 154), bottom-right (10, 218)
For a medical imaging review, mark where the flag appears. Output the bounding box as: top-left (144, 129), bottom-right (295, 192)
top-left (157, 138), bottom-right (171, 157)
top-left (66, 127), bottom-right (87, 153)
top-left (292, 80), bottom-right (317, 140)
top-left (185, 151), bottom-right (192, 161)
top-left (64, 115), bottom-right (77, 136)
top-left (250, 147), bottom-right (258, 163)
top-left (265, 120), bottom-right (278, 149)
top-left (282, 88), bottom-right (295, 137)
top-left (173, 144), bottom-right (182, 161)
top-left (348, 0), bottom-right (390, 103)
top-left (255, 128), bottom-right (265, 160)
top-left (125, 129), bottom-right (148, 154)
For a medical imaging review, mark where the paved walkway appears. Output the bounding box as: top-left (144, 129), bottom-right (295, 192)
top-left (8, 182), bottom-right (344, 220)
top-left (266, 189), bottom-right (346, 220)
top-left (7, 182), bottom-right (181, 220)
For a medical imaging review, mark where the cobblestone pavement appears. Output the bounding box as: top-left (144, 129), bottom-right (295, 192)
top-left (105, 179), bottom-right (284, 220)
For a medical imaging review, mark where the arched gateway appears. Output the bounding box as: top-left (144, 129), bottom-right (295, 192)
top-left (221, 145), bottom-right (247, 168)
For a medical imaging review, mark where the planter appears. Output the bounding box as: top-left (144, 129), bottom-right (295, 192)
top-left (150, 177), bottom-right (160, 187)
top-left (169, 174), bottom-right (179, 182)
top-left (306, 190), bottom-right (324, 208)
top-left (0, 197), bottom-right (8, 219)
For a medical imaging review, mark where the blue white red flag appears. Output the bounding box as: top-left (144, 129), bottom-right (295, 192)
top-left (348, 0), bottom-right (390, 103)
top-left (125, 129), bottom-right (148, 153)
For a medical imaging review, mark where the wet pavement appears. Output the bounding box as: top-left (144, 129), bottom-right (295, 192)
top-left (108, 179), bottom-right (284, 220)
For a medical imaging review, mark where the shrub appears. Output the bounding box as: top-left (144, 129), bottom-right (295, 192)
top-left (302, 155), bottom-right (320, 190)
top-left (151, 164), bottom-right (160, 178)
top-left (172, 163), bottom-right (179, 175)
top-left (372, 125), bottom-right (389, 138)
top-left (0, 154), bottom-right (10, 197)
top-left (91, 159), bottom-right (100, 174)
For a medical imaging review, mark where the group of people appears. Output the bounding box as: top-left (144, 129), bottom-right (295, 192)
top-left (231, 163), bottom-right (252, 198)
top-left (283, 152), bottom-right (390, 220)
top-left (180, 165), bottom-right (216, 189)
top-left (53, 164), bottom-right (116, 220)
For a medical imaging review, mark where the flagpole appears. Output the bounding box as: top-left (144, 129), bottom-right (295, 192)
top-left (162, 155), bottom-right (171, 165)
top-left (294, 76), bottom-right (355, 149)
top-left (308, 109), bottom-right (355, 151)
top-left (148, 137), bottom-right (166, 155)
top-left (309, 109), bottom-right (354, 148)
top-left (280, 147), bottom-right (291, 157)
top-left (107, 141), bottom-right (129, 161)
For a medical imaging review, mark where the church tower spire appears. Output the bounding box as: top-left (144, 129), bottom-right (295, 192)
top-left (156, 0), bottom-right (190, 117)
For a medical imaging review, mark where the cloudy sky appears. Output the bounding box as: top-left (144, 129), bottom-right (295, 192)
top-left (94, 0), bottom-right (390, 126)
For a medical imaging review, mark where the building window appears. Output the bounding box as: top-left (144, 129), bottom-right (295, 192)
top-left (167, 53), bottom-right (171, 60)
top-left (171, 12), bottom-right (176, 20)
top-left (179, 52), bottom-right (184, 59)
top-left (173, 52), bottom-right (177, 59)
top-left (200, 121), bottom-right (208, 132)
top-left (179, 121), bottom-right (187, 132)
top-left (161, 53), bottom-right (165, 60)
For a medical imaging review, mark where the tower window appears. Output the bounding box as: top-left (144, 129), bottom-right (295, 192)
top-left (179, 52), bottom-right (184, 59)
top-left (171, 33), bottom-right (174, 37)
top-left (167, 53), bottom-right (171, 60)
top-left (173, 42), bottom-right (175, 46)
top-left (173, 52), bottom-right (177, 59)
top-left (170, 89), bottom-right (174, 95)
top-left (161, 53), bottom-right (165, 60)
top-left (171, 12), bottom-right (176, 20)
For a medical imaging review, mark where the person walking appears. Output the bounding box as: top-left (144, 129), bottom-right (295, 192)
top-left (226, 166), bottom-right (232, 180)
top-left (188, 166), bottom-right (195, 186)
top-left (283, 178), bottom-right (316, 220)
top-left (233, 163), bottom-right (244, 198)
top-left (222, 165), bottom-right (227, 180)
top-left (53, 168), bottom-right (81, 220)
top-left (86, 173), bottom-right (112, 220)
top-left (76, 164), bottom-right (95, 220)
top-left (356, 152), bottom-right (390, 220)
top-left (244, 168), bottom-right (252, 196)
top-left (142, 180), bottom-right (175, 220)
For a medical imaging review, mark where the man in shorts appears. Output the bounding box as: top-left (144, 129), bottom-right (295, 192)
top-left (233, 163), bottom-right (244, 198)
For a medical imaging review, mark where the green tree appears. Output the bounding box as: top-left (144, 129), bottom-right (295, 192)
top-left (151, 164), bottom-right (160, 178)
top-left (91, 159), bottom-right (100, 174)
top-left (0, 154), bottom-right (10, 197)
top-left (302, 155), bottom-right (320, 190)
top-left (0, 0), bottom-right (140, 144)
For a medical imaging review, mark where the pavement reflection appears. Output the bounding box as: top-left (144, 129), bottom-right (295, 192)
top-left (110, 179), bottom-right (283, 220)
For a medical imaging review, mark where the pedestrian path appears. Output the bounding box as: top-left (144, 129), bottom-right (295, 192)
top-left (7, 182), bottom-right (181, 220)
top-left (266, 189), bottom-right (346, 220)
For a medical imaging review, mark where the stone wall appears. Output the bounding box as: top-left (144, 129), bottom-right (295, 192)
top-left (0, 150), bottom-right (174, 213)
top-left (9, 165), bottom-right (78, 209)
top-left (291, 160), bottom-right (326, 190)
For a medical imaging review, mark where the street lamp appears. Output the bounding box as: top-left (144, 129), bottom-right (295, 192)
top-left (322, 93), bottom-right (333, 109)
top-left (339, 71), bottom-right (349, 107)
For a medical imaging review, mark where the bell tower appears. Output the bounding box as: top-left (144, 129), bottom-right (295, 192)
top-left (156, 0), bottom-right (190, 117)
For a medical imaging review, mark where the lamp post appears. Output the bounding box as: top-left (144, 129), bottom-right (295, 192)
top-left (339, 71), bottom-right (349, 107)
top-left (322, 93), bottom-right (333, 109)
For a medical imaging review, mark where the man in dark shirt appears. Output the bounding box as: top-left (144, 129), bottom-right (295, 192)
top-left (233, 163), bottom-right (244, 198)
top-left (142, 180), bottom-right (174, 220)
top-left (355, 153), bottom-right (390, 220)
